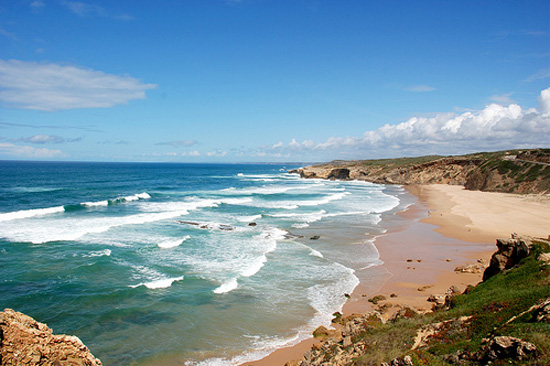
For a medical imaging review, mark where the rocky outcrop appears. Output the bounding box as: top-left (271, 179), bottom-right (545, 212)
top-left (0, 308), bottom-right (101, 366)
top-left (481, 336), bottom-right (537, 362)
top-left (290, 149), bottom-right (550, 194)
top-left (482, 237), bottom-right (530, 281)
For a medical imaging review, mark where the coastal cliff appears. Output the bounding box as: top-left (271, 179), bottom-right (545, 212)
top-left (0, 309), bottom-right (101, 366)
top-left (290, 149), bottom-right (550, 194)
top-left (286, 237), bottom-right (550, 366)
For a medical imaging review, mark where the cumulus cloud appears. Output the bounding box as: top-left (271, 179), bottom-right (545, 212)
top-left (0, 143), bottom-right (63, 159)
top-left (155, 140), bottom-right (198, 147)
top-left (264, 87), bottom-right (550, 159)
top-left (0, 59), bottom-right (156, 111)
top-left (15, 134), bottom-right (81, 144)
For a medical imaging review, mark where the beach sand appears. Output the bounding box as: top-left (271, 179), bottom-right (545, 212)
top-left (243, 184), bottom-right (550, 366)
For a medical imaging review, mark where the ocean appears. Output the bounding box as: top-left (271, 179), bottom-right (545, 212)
top-left (0, 161), bottom-right (412, 365)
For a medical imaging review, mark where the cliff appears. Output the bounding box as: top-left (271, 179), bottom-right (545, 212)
top-left (0, 309), bottom-right (101, 366)
top-left (290, 149), bottom-right (550, 194)
top-left (287, 237), bottom-right (550, 366)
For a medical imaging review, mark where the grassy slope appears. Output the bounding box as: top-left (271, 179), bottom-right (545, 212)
top-left (350, 240), bottom-right (550, 366)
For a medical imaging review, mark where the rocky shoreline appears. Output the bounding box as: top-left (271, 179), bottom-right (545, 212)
top-left (290, 149), bottom-right (550, 195)
top-left (284, 236), bottom-right (550, 366)
top-left (0, 309), bottom-right (102, 366)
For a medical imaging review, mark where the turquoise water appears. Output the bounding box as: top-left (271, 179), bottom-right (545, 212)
top-left (0, 161), bottom-right (408, 365)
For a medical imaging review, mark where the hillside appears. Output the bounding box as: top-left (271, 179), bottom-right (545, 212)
top-left (289, 237), bottom-right (550, 366)
top-left (290, 149), bottom-right (550, 194)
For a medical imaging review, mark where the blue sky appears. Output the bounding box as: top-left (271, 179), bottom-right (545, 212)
top-left (1, 0), bottom-right (549, 162)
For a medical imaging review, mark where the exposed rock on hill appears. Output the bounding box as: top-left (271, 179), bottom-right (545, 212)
top-left (290, 149), bottom-right (550, 194)
top-left (0, 308), bottom-right (101, 366)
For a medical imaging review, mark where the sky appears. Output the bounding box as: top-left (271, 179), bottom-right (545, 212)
top-left (0, 0), bottom-right (549, 163)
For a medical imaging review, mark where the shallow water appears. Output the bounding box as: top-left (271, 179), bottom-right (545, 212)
top-left (0, 161), bottom-right (410, 365)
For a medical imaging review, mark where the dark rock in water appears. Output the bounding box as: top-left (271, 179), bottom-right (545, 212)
top-left (483, 238), bottom-right (530, 281)
top-left (0, 308), bottom-right (102, 365)
top-left (310, 235), bottom-right (320, 240)
top-left (284, 232), bottom-right (304, 239)
top-left (218, 225), bottom-right (235, 231)
top-left (248, 222), bottom-right (257, 226)
top-left (178, 220), bottom-right (199, 226)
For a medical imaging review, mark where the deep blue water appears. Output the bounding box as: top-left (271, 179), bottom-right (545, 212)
top-left (0, 161), bottom-right (407, 365)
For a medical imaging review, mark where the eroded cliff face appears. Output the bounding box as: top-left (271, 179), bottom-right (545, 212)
top-left (0, 309), bottom-right (102, 366)
top-left (290, 150), bottom-right (550, 194)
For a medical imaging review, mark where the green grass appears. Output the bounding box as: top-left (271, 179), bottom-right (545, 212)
top-left (351, 241), bottom-right (550, 365)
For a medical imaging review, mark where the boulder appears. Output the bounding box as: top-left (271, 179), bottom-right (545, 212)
top-left (481, 336), bottom-right (537, 361)
top-left (0, 308), bottom-right (102, 366)
top-left (532, 298), bottom-right (550, 323)
top-left (483, 238), bottom-right (530, 281)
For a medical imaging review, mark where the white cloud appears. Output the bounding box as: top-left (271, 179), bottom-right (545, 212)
top-left (156, 140), bottom-right (198, 147)
top-left (0, 143), bottom-right (63, 159)
top-left (404, 85), bottom-right (437, 92)
top-left (62, 1), bottom-right (134, 21)
top-left (15, 134), bottom-right (81, 144)
top-left (182, 150), bottom-right (201, 157)
top-left (30, 1), bottom-right (46, 9)
top-left (0, 59), bottom-right (156, 111)
top-left (524, 68), bottom-right (550, 83)
top-left (206, 150), bottom-right (227, 157)
top-left (539, 88), bottom-right (550, 115)
top-left (489, 92), bottom-right (516, 105)
top-left (266, 87), bottom-right (550, 159)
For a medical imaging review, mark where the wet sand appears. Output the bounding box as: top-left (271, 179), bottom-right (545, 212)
top-left (243, 184), bottom-right (550, 366)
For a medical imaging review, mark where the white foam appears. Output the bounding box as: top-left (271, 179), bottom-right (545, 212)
top-left (269, 210), bottom-right (326, 223)
top-left (0, 205), bottom-right (65, 222)
top-left (292, 223), bottom-right (309, 228)
top-left (83, 249), bottom-right (112, 257)
top-left (131, 276), bottom-right (184, 289)
top-left (236, 214), bottom-right (262, 223)
top-left (81, 200), bottom-right (109, 207)
top-left (158, 236), bottom-right (190, 249)
top-left (309, 249), bottom-right (324, 258)
top-left (213, 278), bottom-right (238, 294)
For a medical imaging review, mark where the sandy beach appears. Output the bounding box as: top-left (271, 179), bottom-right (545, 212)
top-left (244, 184), bottom-right (550, 366)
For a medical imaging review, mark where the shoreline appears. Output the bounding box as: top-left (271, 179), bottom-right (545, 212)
top-left (244, 183), bottom-right (550, 366)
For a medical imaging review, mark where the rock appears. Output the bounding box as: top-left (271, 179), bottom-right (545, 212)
top-left (0, 308), bottom-right (102, 365)
top-left (376, 302), bottom-right (393, 314)
top-left (312, 326), bottom-right (331, 338)
top-left (284, 360), bottom-right (302, 366)
top-left (342, 336), bottom-right (352, 347)
top-left (417, 284), bottom-right (433, 291)
top-left (367, 294), bottom-right (386, 304)
top-left (483, 238), bottom-right (530, 281)
top-left (481, 336), bottom-right (537, 361)
top-left (538, 252), bottom-right (550, 264)
top-left (385, 355), bottom-right (413, 365)
top-left (388, 306), bottom-right (421, 323)
top-left (218, 224), bottom-right (235, 231)
top-left (248, 222), bottom-right (257, 226)
top-left (532, 298), bottom-right (550, 323)
top-left (309, 235), bottom-right (320, 240)
top-left (326, 168), bottom-right (350, 180)
top-left (454, 262), bottom-right (484, 273)
top-left (390, 293), bottom-right (398, 298)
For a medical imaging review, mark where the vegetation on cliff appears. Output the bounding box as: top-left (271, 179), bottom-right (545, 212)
top-left (293, 237), bottom-right (550, 366)
top-left (290, 149), bottom-right (550, 194)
